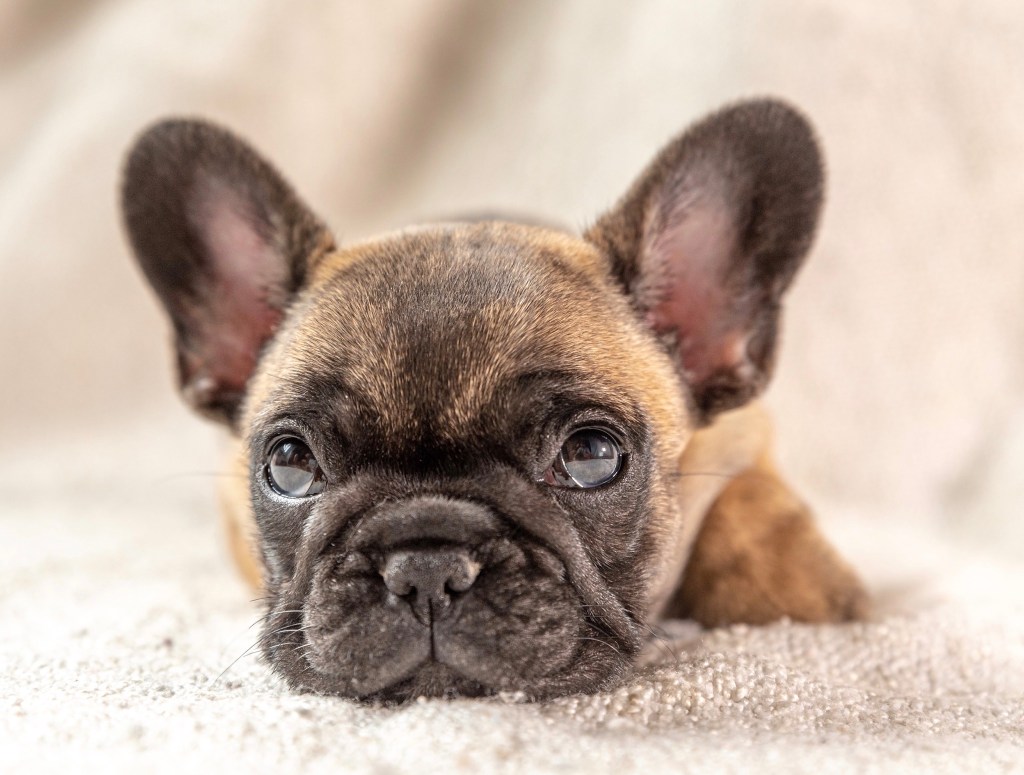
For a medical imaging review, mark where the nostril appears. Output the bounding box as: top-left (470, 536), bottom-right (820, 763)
top-left (380, 555), bottom-right (407, 597)
top-left (382, 572), bottom-right (413, 597)
top-left (445, 557), bottom-right (481, 593)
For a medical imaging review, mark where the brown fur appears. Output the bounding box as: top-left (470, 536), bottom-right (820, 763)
top-left (220, 448), bottom-right (262, 590)
top-left (670, 456), bottom-right (869, 625)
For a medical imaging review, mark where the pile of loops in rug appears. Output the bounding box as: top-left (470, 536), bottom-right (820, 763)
top-left (3, 453), bottom-right (1023, 773)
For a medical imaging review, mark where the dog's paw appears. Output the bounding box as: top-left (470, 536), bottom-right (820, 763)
top-left (668, 467), bottom-right (869, 627)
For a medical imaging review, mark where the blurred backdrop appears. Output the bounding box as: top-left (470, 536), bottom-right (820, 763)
top-left (1, 0), bottom-right (1022, 557)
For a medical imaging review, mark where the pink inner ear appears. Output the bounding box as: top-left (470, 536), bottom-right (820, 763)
top-left (185, 178), bottom-right (287, 396)
top-left (641, 197), bottom-right (752, 386)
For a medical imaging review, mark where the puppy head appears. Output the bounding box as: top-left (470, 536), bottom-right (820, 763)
top-left (122, 99), bottom-right (822, 700)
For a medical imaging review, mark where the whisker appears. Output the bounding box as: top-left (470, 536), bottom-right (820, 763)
top-left (266, 628), bottom-right (310, 650)
top-left (247, 609), bottom-right (304, 630)
top-left (148, 470), bottom-right (249, 486)
top-left (576, 603), bottom-right (680, 662)
top-left (576, 636), bottom-right (622, 656)
top-left (640, 623), bottom-right (679, 662)
top-left (213, 621), bottom-right (309, 685)
top-left (258, 622), bottom-right (309, 641)
top-left (212, 640), bottom-right (265, 686)
top-left (292, 645), bottom-right (317, 664)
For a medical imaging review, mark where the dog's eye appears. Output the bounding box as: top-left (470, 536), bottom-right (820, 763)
top-left (266, 437), bottom-right (326, 498)
top-left (544, 428), bottom-right (623, 489)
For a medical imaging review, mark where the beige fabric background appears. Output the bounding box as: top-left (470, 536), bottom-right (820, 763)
top-left (2, 0), bottom-right (1023, 540)
top-left (3, 2), bottom-right (1024, 771)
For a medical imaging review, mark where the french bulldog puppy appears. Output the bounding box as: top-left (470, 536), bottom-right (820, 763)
top-left (122, 98), bottom-right (867, 701)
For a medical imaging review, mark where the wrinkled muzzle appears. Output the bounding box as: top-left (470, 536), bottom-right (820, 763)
top-left (260, 488), bottom-right (643, 701)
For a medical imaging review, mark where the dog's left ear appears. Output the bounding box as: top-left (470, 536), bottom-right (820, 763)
top-left (121, 119), bottom-right (334, 427)
top-left (586, 99), bottom-right (824, 422)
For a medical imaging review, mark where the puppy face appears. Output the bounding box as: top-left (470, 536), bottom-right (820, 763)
top-left (243, 224), bottom-right (689, 698)
top-left (122, 100), bottom-right (823, 699)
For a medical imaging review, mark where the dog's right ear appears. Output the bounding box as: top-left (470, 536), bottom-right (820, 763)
top-left (121, 119), bottom-right (334, 427)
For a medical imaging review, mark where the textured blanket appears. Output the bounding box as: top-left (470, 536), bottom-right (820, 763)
top-left (3, 428), bottom-right (1023, 773)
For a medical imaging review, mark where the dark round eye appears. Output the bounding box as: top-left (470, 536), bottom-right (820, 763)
top-left (545, 427), bottom-right (623, 489)
top-left (266, 437), bottom-right (326, 498)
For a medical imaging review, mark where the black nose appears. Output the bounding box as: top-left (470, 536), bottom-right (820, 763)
top-left (381, 547), bottom-right (481, 625)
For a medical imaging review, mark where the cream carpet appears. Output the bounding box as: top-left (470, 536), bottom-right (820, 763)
top-left (3, 427), bottom-right (1023, 773)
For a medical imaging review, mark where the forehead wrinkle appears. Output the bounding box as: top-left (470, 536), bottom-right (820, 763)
top-left (290, 238), bottom-right (551, 433)
top-left (260, 222), bottom-right (689, 454)
top-left (401, 254), bottom-right (636, 440)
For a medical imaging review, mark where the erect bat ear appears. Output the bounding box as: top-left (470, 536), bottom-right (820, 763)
top-left (586, 99), bottom-right (824, 422)
top-left (121, 119), bottom-right (334, 428)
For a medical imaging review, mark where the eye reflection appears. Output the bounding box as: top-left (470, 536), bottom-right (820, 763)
top-left (544, 427), bottom-right (623, 489)
top-left (267, 437), bottom-right (326, 498)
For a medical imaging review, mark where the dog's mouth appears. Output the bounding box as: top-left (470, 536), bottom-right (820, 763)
top-left (260, 532), bottom-right (634, 700)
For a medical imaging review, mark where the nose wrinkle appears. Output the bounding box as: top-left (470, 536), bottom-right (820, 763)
top-left (347, 495), bottom-right (502, 553)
